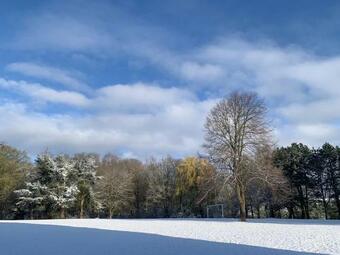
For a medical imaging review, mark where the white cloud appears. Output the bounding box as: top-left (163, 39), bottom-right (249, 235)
top-left (282, 57), bottom-right (340, 96)
top-left (0, 79), bottom-right (217, 158)
top-left (0, 78), bottom-right (91, 107)
top-left (179, 62), bottom-right (224, 81)
top-left (278, 99), bottom-right (340, 123)
top-left (4, 34), bottom-right (340, 153)
top-left (4, 3), bottom-right (340, 152)
top-left (188, 38), bottom-right (340, 102)
top-left (161, 38), bottom-right (340, 147)
top-left (6, 62), bottom-right (90, 92)
top-left (276, 123), bottom-right (340, 148)
top-left (95, 83), bottom-right (196, 112)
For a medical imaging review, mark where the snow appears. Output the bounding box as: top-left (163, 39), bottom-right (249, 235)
top-left (1, 218), bottom-right (339, 254)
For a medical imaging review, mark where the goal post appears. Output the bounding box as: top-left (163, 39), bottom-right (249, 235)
top-left (206, 204), bottom-right (224, 218)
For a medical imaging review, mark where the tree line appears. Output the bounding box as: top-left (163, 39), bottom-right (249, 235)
top-left (274, 143), bottom-right (340, 219)
top-left (0, 148), bottom-right (219, 219)
top-left (0, 91), bottom-right (339, 220)
top-left (0, 142), bottom-right (339, 220)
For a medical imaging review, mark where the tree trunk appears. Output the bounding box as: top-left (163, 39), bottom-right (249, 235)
top-left (80, 197), bottom-right (84, 219)
top-left (236, 181), bottom-right (246, 222)
top-left (335, 194), bottom-right (340, 219)
top-left (323, 201), bottom-right (328, 220)
top-left (287, 204), bottom-right (295, 219)
top-left (30, 209), bottom-right (34, 220)
top-left (297, 186), bottom-right (306, 219)
top-left (320, 183), bottom-right (328, 219)
top-left (321, 192), bottom-right (328, 219)
top-left (257, 205), bottom-right (261, 218)
top-left (60, 207), bottom-right (65, 219)
top-left (250, 205), bottom-right (254, 218)
top-left (304, 186), bottom-right (310, 219)
top-left (330, 169), bottom-right (340, 219)
top-left (164, 205), bottom-right (170, 218)
top-left (269, 204), bottom-right (275, 218)
top-left (109, 208), bottom-right (113, 219)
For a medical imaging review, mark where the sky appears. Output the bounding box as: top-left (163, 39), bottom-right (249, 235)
top-left (1, 0), bottom-right (340, 159)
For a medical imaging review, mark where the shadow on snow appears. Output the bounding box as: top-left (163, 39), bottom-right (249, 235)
top-left (0, 223), bottom-right (321, 255)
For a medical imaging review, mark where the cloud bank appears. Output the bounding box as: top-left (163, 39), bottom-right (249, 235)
top-left (1, 1), bottom-right (340, 158)
top-left (0, 78), bottom-right (216, 158)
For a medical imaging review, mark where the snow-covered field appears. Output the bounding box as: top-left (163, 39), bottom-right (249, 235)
top-left (0, 219), bottom-right (339, 255)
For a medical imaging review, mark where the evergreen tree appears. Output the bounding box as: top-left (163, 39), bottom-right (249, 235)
top-left (74, 154), bottom-right (99, 218)
top-left (273, 143), bottom-right (313, 219)
top-left (44, 154), bottom-right (78, 218)
top-left (14, 182), bottom-right (47, 219)
top-left (310, 145), bottom-right (333, 219)
top-left (16, 153), bottom-right (79, 218)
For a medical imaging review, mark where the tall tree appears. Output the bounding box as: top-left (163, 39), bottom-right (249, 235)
top-left (97, 154), bottom-right (134, 218)
top-left (46, 154), bottom-right (78, 218)
top-left (129, 159), bottom-right (148, 218)
top-left (21, 153), bottom-right (79, 218)
top-left (0, 143), bottom-right (31, 219)
top-left (204, 91), bottom-right (270, 221)
top-left (145, 156), bottom-right (177, 217)
top-left (14, 182), bottom-right (46, 219)
top-left (309, 146), bottom-right (332, 219)
top-left (73, 153), bottom-right (99, 218)
top-left (273, 143), bottom-right (313, 219)
top-left (335, 146), bottom-right (340, 218)
top-left (176, 156), bottom-right (216, 217)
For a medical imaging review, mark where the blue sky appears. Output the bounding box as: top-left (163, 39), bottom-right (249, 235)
top-left (1, 0), bottom-right (340, 158)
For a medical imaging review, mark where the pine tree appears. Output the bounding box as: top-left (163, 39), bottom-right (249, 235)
top-left (14, 182), bottom-right (47, 219)
top-left (44, 154), bottom-right (78, 218)
top-left (273, 143), bottom-right (313, 219)
top-left (74, 154), bottom-right (99, 218)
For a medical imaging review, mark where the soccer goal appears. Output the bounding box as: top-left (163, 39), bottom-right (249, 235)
top-left (206, 204), bottom-right (224, 218)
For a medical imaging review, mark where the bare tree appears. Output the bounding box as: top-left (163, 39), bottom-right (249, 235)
top-left (145, 156), bottom-right (177, 217)
top-left (204, 91), bottom-right (271, 221)
top-left (97, 154), bottom-right (135, 218)
top-left (99, 167), bottom-right (134, 218)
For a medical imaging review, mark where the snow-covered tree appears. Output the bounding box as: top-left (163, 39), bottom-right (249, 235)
top-left (35, 153), bottom-right (57, 185)
top-left (24, 153), bottom-right (78, 218)
top-left (13, 153), bottom-right (56, 218)
top-left (47, 184), bottom-right (78, 218)
top-left (14, 182), bottom-right (47, 219)
top-left (73, 154), bottom-right (99, 218)
top-left (14, 153), bottom-right (100, 219)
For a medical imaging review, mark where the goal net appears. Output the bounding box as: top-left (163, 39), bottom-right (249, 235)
top-left (206, 204), bottom-right (224, 218)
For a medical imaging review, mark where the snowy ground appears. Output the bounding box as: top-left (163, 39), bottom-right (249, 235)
top-left (0, 219), bottom-right (339, 255)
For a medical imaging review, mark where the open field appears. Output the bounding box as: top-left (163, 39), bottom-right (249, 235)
top-left (1, 219), bottom-right (339, 255)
